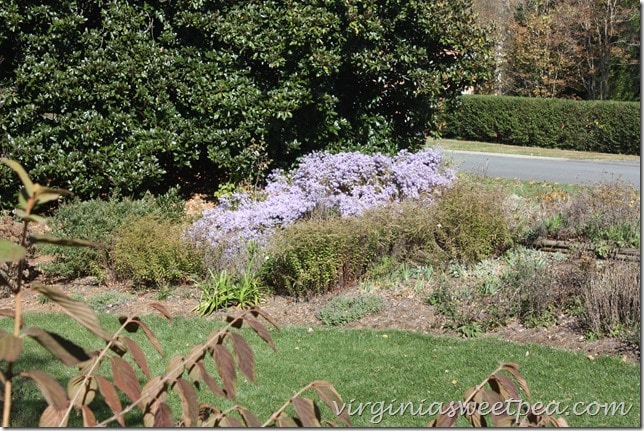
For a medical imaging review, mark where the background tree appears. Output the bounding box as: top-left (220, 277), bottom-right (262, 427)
top-left (505, 1), bottom-right (581, 98)
top-left (473, 0), bottom-right (639, 100)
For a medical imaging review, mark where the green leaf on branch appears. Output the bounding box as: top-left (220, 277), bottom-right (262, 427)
top-left (33, 184), bottom-right (73, 205)
top-left (14, 209), bottom-right (47, 224)
top-left (0, 240), bottom-right (26, 263)
top-left (1, 158), bottom-right (34, 197)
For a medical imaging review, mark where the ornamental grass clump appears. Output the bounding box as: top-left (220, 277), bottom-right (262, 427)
top-left (188, 148), bottom-right (454, 273)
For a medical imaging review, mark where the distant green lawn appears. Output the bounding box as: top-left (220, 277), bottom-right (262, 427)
top-left (3, 313), bottom-right (640, 427)
top-left (428, 138), bottom-right (641, 162)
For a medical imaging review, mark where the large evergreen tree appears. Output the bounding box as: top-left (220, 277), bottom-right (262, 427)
top-left (0, 0), bottom-right (493, 205)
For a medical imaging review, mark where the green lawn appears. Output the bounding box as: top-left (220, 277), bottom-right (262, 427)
top-left (428, 138), bottom-right (641, 162)
top-left (3, 313), bottom-right (640, 427)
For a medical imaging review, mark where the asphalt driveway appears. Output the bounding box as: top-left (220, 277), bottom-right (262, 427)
top-left (445, 150), bottom-right (641, 189)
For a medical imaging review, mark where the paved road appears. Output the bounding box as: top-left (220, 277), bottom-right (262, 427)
top-left (445, 150), bottom-right (641, 189)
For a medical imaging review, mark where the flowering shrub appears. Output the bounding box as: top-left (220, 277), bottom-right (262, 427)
top-left (188, 148), bottom-right (454, 272)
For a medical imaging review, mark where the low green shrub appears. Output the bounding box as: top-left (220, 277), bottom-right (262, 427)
top-left (433, 179), bottom-right (514, 263)
top-left (261, 199), bottom-right (450, 298)
top-left (261, 218), bottom-right (378, 298)
top-left (41, 188), bottom-right (184, 279)
top-left (111, 215), bottom-right (203, 288)
top-left (262, 178), bottom-right (517, 298)
top-left (316, 294), bottom-right (384, 326)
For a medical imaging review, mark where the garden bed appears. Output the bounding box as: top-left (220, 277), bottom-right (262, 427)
top-left (4, 265), bottom-right (639, 364)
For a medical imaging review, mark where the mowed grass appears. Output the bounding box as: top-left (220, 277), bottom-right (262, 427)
top-left (3, 313), bottom-right (640, 427)
top-left (456, 171), bottom-right (586, 198)
top-left (428, 138), bottom-right (641, 162)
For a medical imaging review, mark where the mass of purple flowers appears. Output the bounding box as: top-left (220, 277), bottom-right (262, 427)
top-left (187, 148), bottom-right (455, 269)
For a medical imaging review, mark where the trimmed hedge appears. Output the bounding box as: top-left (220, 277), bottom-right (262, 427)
top-left (442, 95), bottom-right (640, 155)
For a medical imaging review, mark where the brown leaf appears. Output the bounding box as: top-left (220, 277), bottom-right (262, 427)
top-left (245, 316), bottom-right (276, 351)
top-left (76, 355), bottom-right (101, 377)
top-left (135, 319), bottom-right (164, 356)
top-left (249, 306), bottom-right (281, 329)
top-left (482, 387), bottom-right (505, 407)
top-left (220, 415), bottom-right (244, 427)
top-left (463, 387), bottom-right (477, 404)
top-left (428, 412), bottom-right (459, 427)
top-left (186, 361), bottom-right (201, 389)
top-left (488, 373), bottom-right (520, 401)
top-left (149, 302), bottom-right (173, 321)
top-left (0, 332), bottom-right (22, 362)
top-left (31, 283), bottom-right (111, 341)
top-left (39, 404), bottom-right (68, 427)
top-left (275, 413), bottom-right (300, 427)
top-left (311, 380), bottom-right (350, 426)
top-left (174, 378), bottom-right (199, 427)
top-left (482, 388), bottom-right (515, 427)
top-left (185, 344), bottom-right (206, 370)
top-left (500, 362), bottom-right (531, 400)
top-left (154, 402), bottom-right (175, 427)
top-left (213, 344), bottom-right (237, 399)
top-left (490, 412), bottom-right (516, 427)
top-left (118, 315), bottom-right (141, 333)
top-left (140, 375), bottom-right (167, 411)
top-left (549, 416), bottom-right (569, 427)
top-left (95, 375), bottom-right (125, 427)
top-left (292, 396), bottom-right (322, 427)
top-left (469, 411), bottom-right (487, 427)
top-left (229, 332), bottom-right (255, 383)
top-left (23, 326), bottom-right (92, 366)
top-left (122, 336), bottom-right (151, 379)
top-left (196, 360), bottom-right (226, 398)
top-left (143, 410), bottom-right (156, 428)
top-left (110, 356), bottom-right (142, 406)
top-left (184, 346), bottom-right (207, 389)
top-left (224, 315), bottom-right (244, 329)
top-left (67, 375), bottom-right (97, 407)
top-left (165, 355), bottom-right (185, 383)
top-left (109, 338), bottom-right (128, 356)
top-left (80, 405), bottom-right (97, 427)
top-left (199, 404), bottom-right (223, 427)
top-left (22, 369), bottom-right (70, 411)
top-left (235, 406), bottom-right (262, 427)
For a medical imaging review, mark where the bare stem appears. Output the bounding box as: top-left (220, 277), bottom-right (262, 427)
top-left (2, 217), bottom-right (31, 427)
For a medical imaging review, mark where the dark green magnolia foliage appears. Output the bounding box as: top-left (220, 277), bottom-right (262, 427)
top-left (0, 0), bottom-right (493, 205)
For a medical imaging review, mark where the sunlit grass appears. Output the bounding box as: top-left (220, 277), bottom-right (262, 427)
top-left (2, 313), bottom-right (639, 427)
top-left (428, 138), bottom-right (641, 161)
